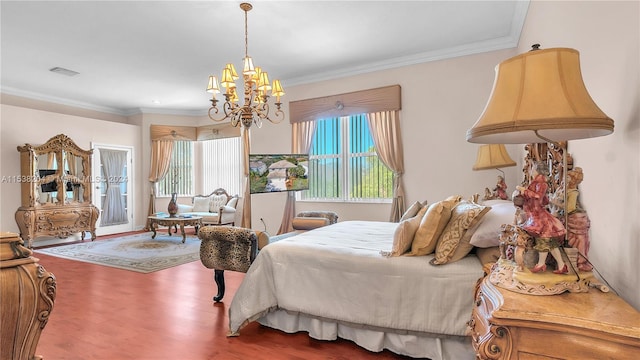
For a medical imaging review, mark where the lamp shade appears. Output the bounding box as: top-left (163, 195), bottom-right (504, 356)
top-left (206, 76), bottom-right (220, 94)
top-left (271, 79), bottom-right (285, 97)
top-left (243, 56), bottom-right (256, 75)
top-left (467, 47), bottom-right (614, 144)
top-left (473, 144), bottom-right (516, 171)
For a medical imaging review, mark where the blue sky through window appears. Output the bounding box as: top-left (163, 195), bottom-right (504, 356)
top-left (311, 115), bottom-right (374, 155)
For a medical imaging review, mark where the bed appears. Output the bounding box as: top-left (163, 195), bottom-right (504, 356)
top-left (227, 198), bottom-right (508, 360)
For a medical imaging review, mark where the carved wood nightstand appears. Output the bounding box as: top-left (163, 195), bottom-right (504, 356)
top-left (469, 276), bottom-right (640, 359)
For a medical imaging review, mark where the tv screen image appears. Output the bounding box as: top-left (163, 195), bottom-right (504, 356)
top-left (249, 154), bottom-right (309, 194)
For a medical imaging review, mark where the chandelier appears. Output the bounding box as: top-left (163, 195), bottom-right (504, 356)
top-left (206, 2), bottom-right (285, 128)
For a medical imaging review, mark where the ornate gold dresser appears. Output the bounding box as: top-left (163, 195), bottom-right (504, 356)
top-left (470, 276), bottom-right (640, 359)
top-left (15, 134), bottom-right (99, 247)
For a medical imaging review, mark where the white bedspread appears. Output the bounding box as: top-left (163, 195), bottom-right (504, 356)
top-left (228, 221), bottom-right (484, 337)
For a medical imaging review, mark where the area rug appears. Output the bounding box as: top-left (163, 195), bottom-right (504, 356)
top-left (35, 232), bottom-right (201, 273)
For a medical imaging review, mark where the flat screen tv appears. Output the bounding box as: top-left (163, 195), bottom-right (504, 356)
top-left (39, 169), bottom-right (73, 192)
top-left (249, 154), bottom-right (309, 194)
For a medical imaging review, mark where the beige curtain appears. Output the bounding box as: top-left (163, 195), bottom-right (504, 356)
top-left (241, 127), bottom-right (251, 228)
top-left (367, 111), bottom-right (406, 222)
top-left (144, 140), bottom-right (174, 230)
top-left (66, 153), bottom-right (78, 201)
top-left (277, 120), bottom-right (317, 234)
top-left (47, 153), bottom-right (56, 168)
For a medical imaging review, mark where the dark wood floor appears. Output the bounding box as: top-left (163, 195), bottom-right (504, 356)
top-left (33, 232), bottom-right (426, 360)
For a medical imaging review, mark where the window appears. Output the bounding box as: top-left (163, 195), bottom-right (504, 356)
top-left (158, 141), bottom-right (193, 196)
top-left (201, 137), bottom-right (242, 196)
top-left (304, 114), bottom-right (393, 202)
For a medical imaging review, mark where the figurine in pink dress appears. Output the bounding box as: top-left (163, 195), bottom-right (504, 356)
top-left (516, 163), bottom-right (568, 274)
top-left (493, 175), bottom-right (508, 200)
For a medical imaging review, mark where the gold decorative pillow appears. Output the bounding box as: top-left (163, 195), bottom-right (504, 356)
top-left (475, 246), bottom-right (501, 265)
top-left (400, 201), bottom-right (425, 222)
top-left (409, 197), bottom-right (460, 256)
top-left (430, 200), bottom-right (490, 265)
top-left (385, 206), bottom-right (428, 257)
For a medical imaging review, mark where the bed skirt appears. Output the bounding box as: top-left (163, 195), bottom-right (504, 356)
top-left (257, 309), bottom-right (475, 360)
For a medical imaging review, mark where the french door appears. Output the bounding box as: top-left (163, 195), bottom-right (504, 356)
top-left (92, 143), bottom-right (134, 235)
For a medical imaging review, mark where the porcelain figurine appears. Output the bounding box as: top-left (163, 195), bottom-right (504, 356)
top-left (515, 162), bottom-right (568, 274)
top-left (493, 175), bottom-right (508, 200)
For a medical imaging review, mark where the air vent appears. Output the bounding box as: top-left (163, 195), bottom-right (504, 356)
top-left (49, 67), bottom-right (79, 77)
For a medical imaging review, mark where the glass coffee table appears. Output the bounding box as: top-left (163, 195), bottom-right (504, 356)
top-left (147, 215), bottom-right (203, 243)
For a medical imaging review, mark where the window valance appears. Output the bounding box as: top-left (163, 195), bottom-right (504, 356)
top-left (289, 85), bottom-right (401, 123)
top-left (150, 124), bottom-right (240, 141)
top-left (196, 124), bottom-right (241, 141)
top-left (150, 125), bottom-right (197, 141)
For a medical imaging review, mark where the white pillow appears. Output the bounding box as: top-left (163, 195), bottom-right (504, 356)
top-left (469, 201), bottom-right (517, 247)
top-left (209, 194), bottom-right (228, 212)
top-left (480, 199), bottom-right (513, 206)
top-left (176, 203), bottom-right (193, 214)
top-left (227, 197), bottom-right (238, 208)
top-left (192, 196), bottom-right (211, 212)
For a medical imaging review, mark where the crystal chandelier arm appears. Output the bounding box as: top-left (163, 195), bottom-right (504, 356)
top-left (252, 103), bottom-right (284, 124)
top-left (208, 99), bottom-right (242, 122)
top-left (230, 111), bottom-right (242, 127)
top-left (208, 106), bottom-right (223, 122)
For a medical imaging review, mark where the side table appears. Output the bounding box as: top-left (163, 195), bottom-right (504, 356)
top-left (148, 216), bottom-right (203, 243)
top-left (469, 276), bottom-right (640, 359)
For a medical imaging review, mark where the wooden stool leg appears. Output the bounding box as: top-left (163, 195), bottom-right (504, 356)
top-left (213, 269), bottom-right (225, 302)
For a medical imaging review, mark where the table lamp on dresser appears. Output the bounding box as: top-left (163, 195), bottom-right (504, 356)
top-left (472, 144), bottom-right (516, 201)
top-left (467, 44), bottom-right (614, 295)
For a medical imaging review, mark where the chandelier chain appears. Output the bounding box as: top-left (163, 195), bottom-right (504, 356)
top-left (244, 6), bottom-right (249, 58)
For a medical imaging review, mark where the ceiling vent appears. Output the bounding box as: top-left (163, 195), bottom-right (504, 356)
top-left (49, 67), bottom-right (79, 77)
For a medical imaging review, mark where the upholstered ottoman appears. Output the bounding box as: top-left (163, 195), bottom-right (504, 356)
top-left (259, 211), bottom-right (340, 248)
top-left (198, 226), bottom-right (258, 302)
top-left (295, 210), bottom-right (339, 225)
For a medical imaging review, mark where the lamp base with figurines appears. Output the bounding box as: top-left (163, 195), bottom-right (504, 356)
top-left (489, 224), bottom-right (609, 295)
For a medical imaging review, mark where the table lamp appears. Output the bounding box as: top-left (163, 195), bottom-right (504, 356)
top-left (467, 44), bottom-right (614, 295)
top-left (472, 144), bottom-right (516, 200)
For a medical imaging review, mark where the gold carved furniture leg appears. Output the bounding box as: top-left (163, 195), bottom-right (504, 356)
top-left (0, 232), bottom-right (56, 360)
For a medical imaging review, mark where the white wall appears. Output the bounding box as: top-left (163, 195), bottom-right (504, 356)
top-left (517, 0), bottom-right (640, 309)
top-left (0, 104), bottom-right (143, 238)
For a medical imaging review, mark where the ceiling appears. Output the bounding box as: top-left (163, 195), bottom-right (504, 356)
top-left (1, 1), bottom-right (529, 116)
